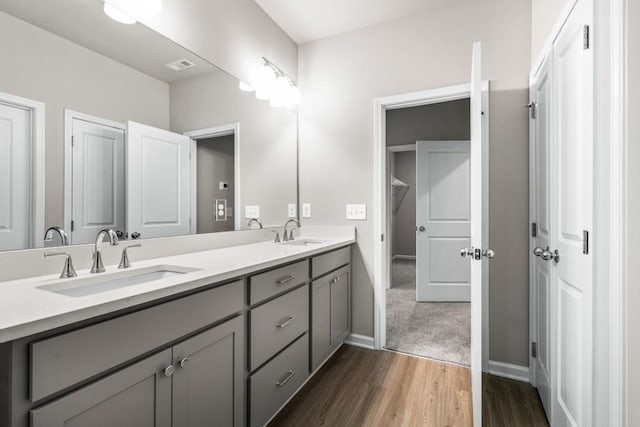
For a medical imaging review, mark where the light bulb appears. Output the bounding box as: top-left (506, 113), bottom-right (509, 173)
top-left (269, 75), bottom-right (290, 108)
top-left (255, 64), bottom-right (276, 100)
top-left (285, 85), bottom-right (300, 106)
top-left (238, 81), bottom-right (255, 92)
top-left (103, 2), bottom-right (136, 24)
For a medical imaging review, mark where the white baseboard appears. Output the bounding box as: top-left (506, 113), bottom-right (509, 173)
top-left (344, 333), bottom-right (375, 350)
top-left (392, 255), bottom-right (416, 261)
top-left (488, 360), bottom-right (530, 383)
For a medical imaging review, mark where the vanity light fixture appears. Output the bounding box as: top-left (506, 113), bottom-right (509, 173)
top-left (103, 0), bottom-right (162, 25)
top-left (253, 57), bottom-right (300, 107)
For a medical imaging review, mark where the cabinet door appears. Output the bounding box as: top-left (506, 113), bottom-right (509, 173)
top-left (331, 269), bottom-right (351, 345)
top-left (30, 350), bottom-right (172, 427)
top-left (172, 316), bottom-right (244, 427)
top-left (311, 276), bottom-right (332, 371)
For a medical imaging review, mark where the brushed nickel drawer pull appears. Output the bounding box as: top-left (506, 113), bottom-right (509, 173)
top-left (276, 316), bottom-right (295, 328)
top-left (276, 275), bottom-right (295, 285)
top-left (276, 370), bottom-right (295, 387)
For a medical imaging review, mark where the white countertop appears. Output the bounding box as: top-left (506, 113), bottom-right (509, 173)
top-left (0, 234), bottom-right (355, 343)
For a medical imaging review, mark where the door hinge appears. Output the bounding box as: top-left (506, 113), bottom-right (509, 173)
top-left (70, 220), bottom-right (75, 232)
top-left (531, 222), bottom-right (537, 238)
top-left (71, 136), bottom-right (76, 147)
top-left (583, 25), bottom-right (590, 50)
top-left (381, 234), bottom-right (384, 242)
top-left (527, 102), bottom-right (537, 119)
top-left (531, 342), bottom-right (537, 358)
top-left (583, 230), bottom-right (589, 254)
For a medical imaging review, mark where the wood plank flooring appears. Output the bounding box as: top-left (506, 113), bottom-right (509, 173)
top-left (269, 345), bottom-right (548, 427)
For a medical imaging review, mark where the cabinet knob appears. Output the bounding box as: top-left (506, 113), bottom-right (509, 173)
top-left (164, 365), bottom-right (175, 377)
top-left (179, 357), bottom-right (189, 368)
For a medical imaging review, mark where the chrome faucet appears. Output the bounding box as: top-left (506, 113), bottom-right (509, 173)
top-left (248, 218), bottom-right (263, 229)
top-left (282, 219), bottom-right (300, 242)
top-left (44, 252), bottom-right (77, 278)
top-left (44, 226), bottom-right (69, 246)
top-left (91, 229), bottom-right (119, 273)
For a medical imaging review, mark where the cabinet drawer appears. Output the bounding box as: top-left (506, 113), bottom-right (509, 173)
top-left (249, 334), bottom-right (309, 427)
top-left (249, 260), bottom-right (308, 305)
top-left (250, 285), bottom-right (308, 370)
top-left (31, 280), bottom-right (243, 402)
top-left (311, 246), bottom-right (350, 279)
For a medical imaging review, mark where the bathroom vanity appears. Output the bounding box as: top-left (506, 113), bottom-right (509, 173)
top-left (0, 237), bottom-right (354, 427)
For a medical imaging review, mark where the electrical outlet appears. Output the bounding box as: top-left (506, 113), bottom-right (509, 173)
top-left (288, 203), bottom-right (297, 218)
top-left (215, 199), bottom-right (227, 221)
top-left (245, 205), bottom-right (260, 219)
top-left (302, 203), bottom-right (312, 218)
top-left (346, 204), bottom-right (367, 220)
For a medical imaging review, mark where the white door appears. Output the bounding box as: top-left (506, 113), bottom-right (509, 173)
top-left (530, 56), bottom-right (553, 418)
top-left (127, 121), bottom-right (192, 240)
top-left (70, 117), bottom-right (126, 244)
top-left (461, 41), bottom-right (489, 427)
top-left (551, 1), bottom-right (593, 425)
top-left (0, 102), bottom-right (31, 251)
top-left (416, 140), bottom-right (471, 302)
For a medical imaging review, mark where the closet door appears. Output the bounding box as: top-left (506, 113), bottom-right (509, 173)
top-left (551, 0), bottom-right (594, 426)
top-left (530, 55), bottom-right (553, 419)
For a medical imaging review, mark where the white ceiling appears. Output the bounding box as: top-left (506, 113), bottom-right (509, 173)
top-left (254, 0), bottom-right (470, 44)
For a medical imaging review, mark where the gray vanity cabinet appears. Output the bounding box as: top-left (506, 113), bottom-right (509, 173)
top-left (30, 349), bottom-right (173, 427)
top-left (29, 311), bottom-right (244, 427)
top-left (311, 264), bottom-right (351, 371)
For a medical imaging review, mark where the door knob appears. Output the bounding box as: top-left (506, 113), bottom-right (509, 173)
top-left (131, 232), bottom-right (141, 239)
top-left (417, 226), bottom-right (426, 232)
top-left (482, 249), bottom-right (495, 259)
top-left (460, 248), bottom-right (473, 258)
top-left (533, 247), bottom-right (544, 257)
top-left (541, 248), bottom-right (560, 263)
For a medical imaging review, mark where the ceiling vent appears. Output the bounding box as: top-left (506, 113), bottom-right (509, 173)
top-left (165, 59), bottom-right (196, 72)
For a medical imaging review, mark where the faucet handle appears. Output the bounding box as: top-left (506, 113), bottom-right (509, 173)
top-left (271, 230), bottom-right (281, 243)
top-left (44, 252), bottom-right (77, 279)
top-left (118, 244), bottom-right (142, 269)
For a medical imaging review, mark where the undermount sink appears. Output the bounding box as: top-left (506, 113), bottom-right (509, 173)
top-left (280, 239), bottom-right (327, 246)
top-left (37, 265), bottom-right (200, 297)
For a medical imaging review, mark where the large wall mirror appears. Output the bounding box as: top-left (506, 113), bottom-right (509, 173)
top-left (0, 0), bottom-right (298, 251)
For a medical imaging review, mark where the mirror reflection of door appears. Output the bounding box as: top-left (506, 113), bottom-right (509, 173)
top-left (65, 111), bottom-right (125, 245)
top-left (194, 135), bottom-right (235, 234)
top-left (127, 121), bottom-right (192, 240)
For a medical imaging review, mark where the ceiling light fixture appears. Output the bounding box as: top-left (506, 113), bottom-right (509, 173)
top-left (251, 57), bottom-right (300, 107)
top-left (102, 0), bottom-right (162, 25)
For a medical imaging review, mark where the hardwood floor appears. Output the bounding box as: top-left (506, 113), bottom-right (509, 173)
top-left (269, 345), bottom-right (548, 427)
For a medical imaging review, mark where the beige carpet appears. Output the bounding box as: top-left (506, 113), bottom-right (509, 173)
top-left (385, 259), bottom-right (471, 366)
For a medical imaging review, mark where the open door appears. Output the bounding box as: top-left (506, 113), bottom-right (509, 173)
top-left (127, 121), bottom-right (192, 240)
top-left (460, 41), bottom-right (491, 427)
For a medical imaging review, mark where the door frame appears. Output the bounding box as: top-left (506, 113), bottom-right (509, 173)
top-left (184, 123), bottom-right (241, 232)
top-left (63, 109), bottom-right (126, 243)
top-left (0, 91), bottom-right (45, 248)
top-left (372, 82), bottom-right (490, 372)
top-left (528, 0), bottom-right (628, 424)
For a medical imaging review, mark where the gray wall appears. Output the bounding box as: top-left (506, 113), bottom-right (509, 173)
top-left (298, 0), bottom-right (531, 366)
top-left (0, 11), bottom-right (170, 231)
top-left (391, 152), bottom-right (416, 257)
top-left (530, 0), bottom-right (567, 62)
top-left (628, 0), bottom-right (639, 423)
top-left (386, 99), bottom-right (471, 145)
top-left (169, 71), bottom-right (298, 228)
top-left (196, 135), bottom-right (235, 234)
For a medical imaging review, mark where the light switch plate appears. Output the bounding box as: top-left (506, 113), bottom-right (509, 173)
top-left (245, 205), bottom-right (260, 219)
top-left (346, 204), bottom-right (367, 220)
top-left (302, 203), bottom-right (312, 218)
top-left (288, 203), bottom-right (297, 218)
